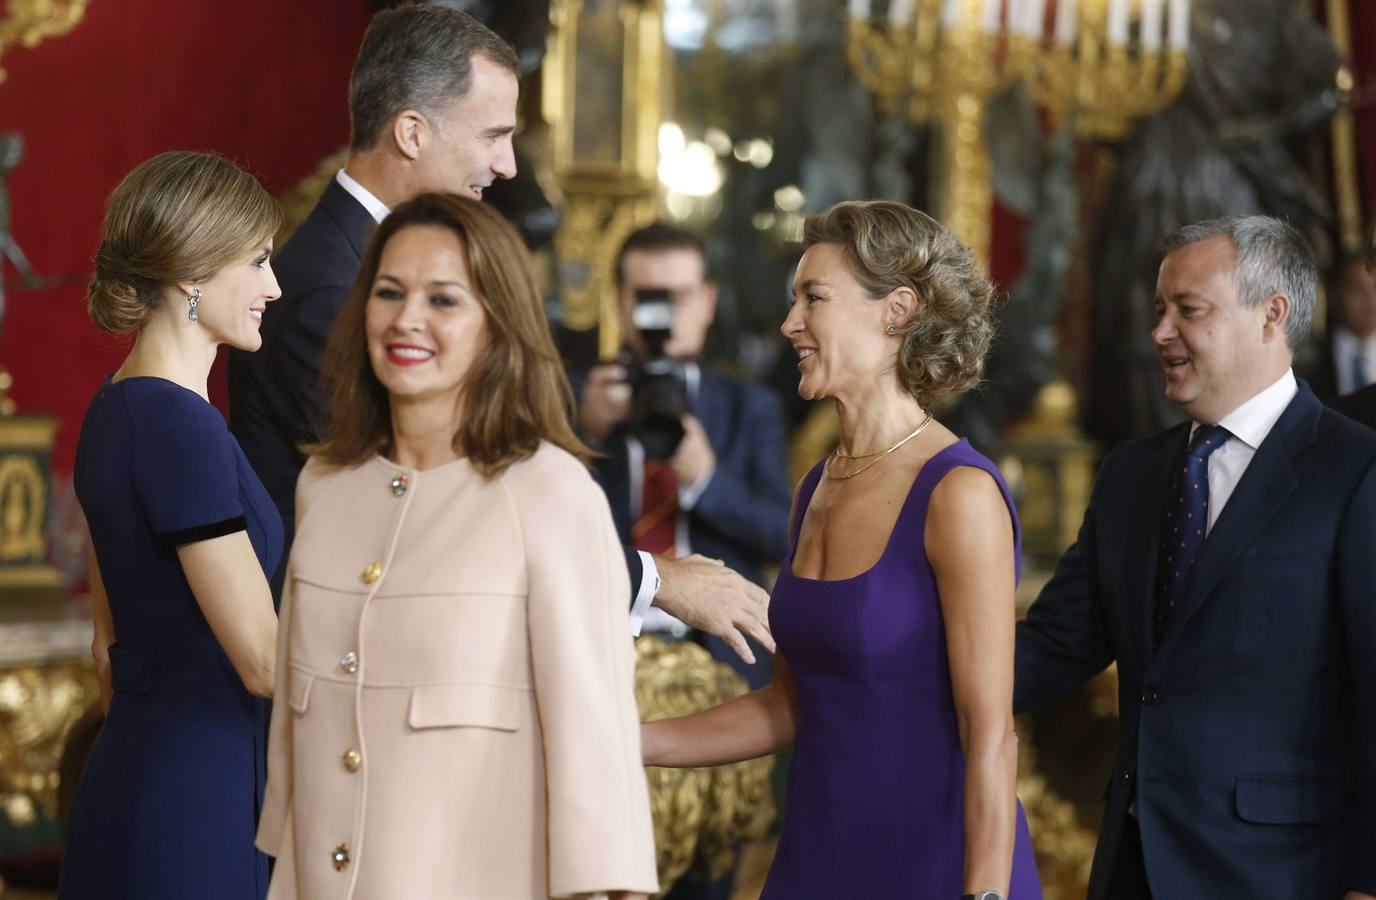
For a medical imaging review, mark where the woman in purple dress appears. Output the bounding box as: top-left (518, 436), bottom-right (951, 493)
top-left (642, 201), bottom-right (1041, 899)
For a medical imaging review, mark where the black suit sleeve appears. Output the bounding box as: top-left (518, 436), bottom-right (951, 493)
top-left (623, 545), bottom-right (644, 612)
top-left (1014, 448), bottom-right (1119, 714)
top-left (1339, 456), bottom-right (1376, 892)
top-left (689, 387), bottom-right (791, 562)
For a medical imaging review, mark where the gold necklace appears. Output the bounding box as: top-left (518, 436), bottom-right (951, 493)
top-left (824, 412), bottom-right (934, 480)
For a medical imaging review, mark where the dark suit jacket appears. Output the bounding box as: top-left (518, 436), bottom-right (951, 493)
top-left (1014, 383), bottom-right (1376, 899)
top-left (228, 179), bottom-right (375, 593)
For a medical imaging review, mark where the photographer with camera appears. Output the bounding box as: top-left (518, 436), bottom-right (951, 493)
top-left (579, 224), bottom-right (791, 693)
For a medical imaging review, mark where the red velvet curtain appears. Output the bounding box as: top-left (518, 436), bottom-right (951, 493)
top-left (0, 0), bottom-right (371, 475)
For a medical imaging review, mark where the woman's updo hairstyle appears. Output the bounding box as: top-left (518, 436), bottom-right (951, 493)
top-left (803, 200), bottom-right (996, 408)
top-left (88, 151), bottom-right (282, 334)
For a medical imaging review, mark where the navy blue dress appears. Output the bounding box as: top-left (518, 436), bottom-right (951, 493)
top-left (61, 376), bottom-right (282, 900)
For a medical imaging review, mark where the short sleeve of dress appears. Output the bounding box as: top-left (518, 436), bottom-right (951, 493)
top-left (132, 397), bottom-right (246, 545)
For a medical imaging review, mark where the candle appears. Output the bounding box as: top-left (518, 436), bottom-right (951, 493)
top-left (1141, 0), bottom-right (1164, 51)
top-left (848, 0), bottom-right (871, 20)
top-left (1167, 0), bottom-right (1191, 50)
top-left (982, 0), bottom-right (1004, 33)
top-left (1053, 0), bottom-right (1077, 46)
top-left (1107, 0), bottom-right (1129, 46)
top-left (889, 0), bottom-right (915, 27)
top-left (1008, 0), bottom-right (1027, 33)
top-left (1023, 0), bottom-right (1046, 37)
top-left (941, 0), bottom-right (964, 29)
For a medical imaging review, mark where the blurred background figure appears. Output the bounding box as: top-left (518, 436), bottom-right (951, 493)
top-left (577, 223), bottom-right (789, 692)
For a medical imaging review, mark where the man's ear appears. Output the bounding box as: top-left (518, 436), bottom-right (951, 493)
top-left (390, 109), bottom-right (429, 162)
top-left (1262, 291), bottom-right (1291, 343)
top-left (703, 281), bottom-right (719, 320)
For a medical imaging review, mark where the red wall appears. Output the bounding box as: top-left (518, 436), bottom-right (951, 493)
top-left (0, 0), bottom-right (371, 475)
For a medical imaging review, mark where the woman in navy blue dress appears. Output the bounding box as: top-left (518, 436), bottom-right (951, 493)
top-left (61, 151), bottom-right (284, 900)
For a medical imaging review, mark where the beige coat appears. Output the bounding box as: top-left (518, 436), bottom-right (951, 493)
top-left (255, 445), bottom-right (658, 899)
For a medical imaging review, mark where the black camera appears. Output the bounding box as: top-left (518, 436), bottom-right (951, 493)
top-left (623, 288), bottom-right (689, 461)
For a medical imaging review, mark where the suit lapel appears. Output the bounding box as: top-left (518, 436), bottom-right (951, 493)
top-left (1128, 425), bottom-right (1190, 670)
top-left (1157, 388), bottom-right (1319, 655)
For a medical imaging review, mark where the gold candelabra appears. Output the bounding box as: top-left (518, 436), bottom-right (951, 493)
top-left (846, 0), bottom-right (1192, 259)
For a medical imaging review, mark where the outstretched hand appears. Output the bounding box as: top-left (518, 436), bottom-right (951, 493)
top-left (652, 554), bottom-right (775, 664)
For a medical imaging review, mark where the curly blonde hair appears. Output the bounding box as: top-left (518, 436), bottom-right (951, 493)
top-left (803, 200), bottom-right (995, 408)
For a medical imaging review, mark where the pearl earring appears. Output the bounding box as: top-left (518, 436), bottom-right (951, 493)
top-left (187, 288), bottom-right (202, 323)
top-left (885, 323), bottom-right (897, 335)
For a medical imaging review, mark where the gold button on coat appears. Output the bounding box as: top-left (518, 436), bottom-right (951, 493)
top-left (331, 843), bottom-right (350, 871)
top-left (362, 561), bottom-right (383, 584)
top-left (340, 651), bottom-right (358, 675)
top-left (342, 749), bottom-right (361, 773)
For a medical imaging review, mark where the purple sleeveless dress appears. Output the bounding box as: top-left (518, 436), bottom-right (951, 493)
top-left (762, 440), bottom-right (1042, 899)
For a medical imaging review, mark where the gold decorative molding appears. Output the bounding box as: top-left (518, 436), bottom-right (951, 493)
top-left (636, 636), bottom-right (774, 893)
top-left (0, 0), bottom-right (89, 84)
top-left (545, 0), bottom-right (663, 347)
top-left (0, 661), bottom-right (97, 826)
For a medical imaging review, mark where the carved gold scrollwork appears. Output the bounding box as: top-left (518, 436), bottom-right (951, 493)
top-left (0, 0), bottom-right (89, 84)
top-left (635, 636), bottom-right (775, 894)
top-left (0, 662), bottom-right (97, 826)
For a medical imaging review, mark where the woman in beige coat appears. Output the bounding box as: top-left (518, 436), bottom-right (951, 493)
top-left (255, 194), bottom-right (657, 900)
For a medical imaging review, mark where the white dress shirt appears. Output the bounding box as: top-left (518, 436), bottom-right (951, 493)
top-left (334, 169), bottom-right (390, 224)
top-left (1193, 368), bottom-right (1298, 534)
top-left (1331, 327), bottom-right (1376, 395)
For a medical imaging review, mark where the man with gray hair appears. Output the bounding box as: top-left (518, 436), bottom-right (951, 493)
top-left (1013, 215), bottom-right (1376, 900)
top-left (228, 4), bottom-right (770, 653)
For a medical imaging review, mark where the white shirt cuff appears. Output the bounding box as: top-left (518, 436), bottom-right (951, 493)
top-left (677, 465), bottom-right (715, 511)
top-left (628, 551), bottom-right (660, 637)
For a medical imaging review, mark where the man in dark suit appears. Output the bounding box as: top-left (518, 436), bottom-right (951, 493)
top-left (579, 224), bottom-right (791, 687)
top-left (1303, 254), bottom-right (1376, 399)
top-left (1327, 231), bottom-right (1376, 428)
top-left (1014, 215), bottom-right (1376, 900)
top-left (228, 6), bottom-right (771, 654)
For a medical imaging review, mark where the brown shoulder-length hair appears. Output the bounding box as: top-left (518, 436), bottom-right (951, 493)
top-left (310, 193), bottom-right (590, 478)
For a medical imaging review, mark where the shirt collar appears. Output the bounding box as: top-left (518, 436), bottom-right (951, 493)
top-left (1193, 368), bottom-right (1297, 451)
top-left (334, 169), bottom-right (390, 224)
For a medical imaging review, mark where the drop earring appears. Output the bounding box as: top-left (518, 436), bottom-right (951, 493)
top-left (187, 288), bottom-right (202, 323)
top-left (885, 323), bottom-right (897, 335)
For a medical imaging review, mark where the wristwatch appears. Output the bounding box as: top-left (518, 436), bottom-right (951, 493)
top-left (960, 893), bottom-right (1005, 900)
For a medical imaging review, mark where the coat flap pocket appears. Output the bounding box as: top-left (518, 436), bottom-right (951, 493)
top-left (407, 682), bottom-right (522, 732)
top-left (1235, 776), bottom-right (1343, 825)
top-left (287, 664), bottom-right (314, 714)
